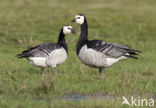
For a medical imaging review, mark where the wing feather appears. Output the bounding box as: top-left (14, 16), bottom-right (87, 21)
top-left (87, 40), bottom-right (140, 58)
top-left (16, 43), bottom-right (62, 58)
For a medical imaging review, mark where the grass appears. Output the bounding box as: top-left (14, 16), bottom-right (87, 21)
top-left (0, 0), bottom-right (156, 107)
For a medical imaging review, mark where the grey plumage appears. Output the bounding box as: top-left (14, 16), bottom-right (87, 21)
top-left (87, 40), bottom-right (141, 59)
top-left (16, 25), bottom-right (75, 74)
top-left (16, 43), bottom-right (62, 58)
top-left (72, 14), bottom-right (141, 74)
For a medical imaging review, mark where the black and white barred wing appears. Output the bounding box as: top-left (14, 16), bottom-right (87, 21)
top-left (87, 40), bottom-right (140, 59)
top-left (16, 43), bottom-right (62, 58)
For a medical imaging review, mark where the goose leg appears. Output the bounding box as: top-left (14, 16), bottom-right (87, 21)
top-left (48, 68), bottom-right (52, 73)
top-left (53, 67), bottom-right (56, 73)
top-left (41, 67), bottom-right (45, 74)
top-left (99, 67), bottom-right (104, 74)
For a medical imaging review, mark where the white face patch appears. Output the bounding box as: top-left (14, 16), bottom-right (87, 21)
top-left (75, 15), bottom-right (84, 25)
top-left (63, 25), bottom-right (73, 34)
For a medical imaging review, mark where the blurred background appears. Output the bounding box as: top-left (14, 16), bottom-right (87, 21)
top-left (0, 0), bottom-right (155, 107)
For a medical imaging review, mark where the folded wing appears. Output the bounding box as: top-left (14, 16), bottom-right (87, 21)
top-left (16, 43), bottom-right (62, 58)
top-left (87, 40), bottom-right (141, 59)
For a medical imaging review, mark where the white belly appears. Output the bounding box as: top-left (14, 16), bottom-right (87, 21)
top-left (46, 48), bottom-right (67, 67)
top-left (105, 56), bottom-right (126, 67)
top-left (28, 57), bottom-right (47, 67)
top-left (78, 45), bottom-right (126, 67)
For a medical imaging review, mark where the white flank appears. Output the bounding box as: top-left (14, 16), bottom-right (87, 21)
top-left (46, 48), bottom-right (67, 67)
top-left (28, 57), bottom-right (47, 67)
top-left (78, 45), bottom-right (127, 67)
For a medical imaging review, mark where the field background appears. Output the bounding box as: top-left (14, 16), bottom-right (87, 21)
top-left (0, 0), bottom-right (156, 107)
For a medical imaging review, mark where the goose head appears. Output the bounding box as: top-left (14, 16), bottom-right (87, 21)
top-left (62, 25), bottom-right (76, 35)
top-left (72, 14), bottom-right (85, 25)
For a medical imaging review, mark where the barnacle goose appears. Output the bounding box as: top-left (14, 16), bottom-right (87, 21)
top-left (16, 25), bottom-right (75, 73)
top-left (72, 14), bottom-right (141, 74)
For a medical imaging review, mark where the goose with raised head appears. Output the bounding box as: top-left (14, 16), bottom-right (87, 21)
top-left (16, 25), bottom-right (75, 73)
top-left (72, 14), bottom-right (141, 74)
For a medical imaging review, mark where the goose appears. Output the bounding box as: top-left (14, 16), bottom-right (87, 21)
top-left (72, 14), bottom-right (141, 74)
top-left (16, 25), bottom-right (75, 73)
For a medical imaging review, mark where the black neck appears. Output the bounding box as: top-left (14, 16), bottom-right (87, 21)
top-left (80, 18), bottom-right (88, 37)
top-left (76, 18), bottom-right (89, 55)
top-left (57, 29), bottom-right (68, 53)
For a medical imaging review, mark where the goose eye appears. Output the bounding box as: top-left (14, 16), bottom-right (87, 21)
top-left (68, 28), bottom-right (71, 30)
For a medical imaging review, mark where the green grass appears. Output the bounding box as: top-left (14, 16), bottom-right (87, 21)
top-left (0, 0), bottom-right (156, 107)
